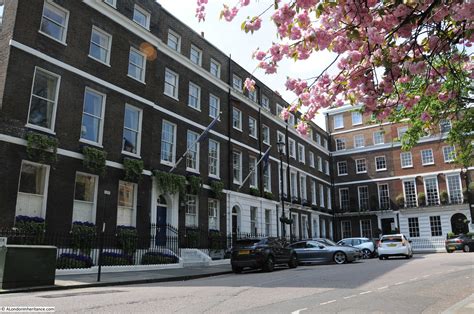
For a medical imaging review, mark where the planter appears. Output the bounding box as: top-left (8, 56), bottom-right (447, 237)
top-left (141, 252), bottom-right (178, 265)
top-left (56, 253), bottom-right (93, 269)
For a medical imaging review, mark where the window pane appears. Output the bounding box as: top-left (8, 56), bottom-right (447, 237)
top-left (33, 70), bottom-right (58, 101)
top-left (124, 106), bottom-right (139, 131)
top-left (28, 97), bottom-right (54, 128)
top-left (81, 115), bottom-right (100, 142)
top-left (118, 181), bottom-right (135, 208)
top-left (74, 174), bottom-right (96, 202)
top-left (19, 163), bottom-right (46, 195)
top-left (83, 90), bottom-right (103, 117)
top-left (41, 3), bottom-right (67, 41)
top-left (133, 7), bottom-right (148, 27)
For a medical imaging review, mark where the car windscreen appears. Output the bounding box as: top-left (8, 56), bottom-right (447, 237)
top-left (381, 236), bottom-right (403, 243)
top-left (235, 239), bottom-right (266, 247)
top-left (319, 239), bottom-right (337, 246)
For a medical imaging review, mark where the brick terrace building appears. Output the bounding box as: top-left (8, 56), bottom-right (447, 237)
top-left (326, 105), bottom-right (473, 241)
top-left (0, 0), bottom-right (334, 242)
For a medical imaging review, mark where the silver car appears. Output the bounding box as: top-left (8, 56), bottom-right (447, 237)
top-left (289, 240), bottom-right (362, 264)
top-left (337, 237), bottom-right (376, 259)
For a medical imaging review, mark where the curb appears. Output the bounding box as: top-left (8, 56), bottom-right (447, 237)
top-left (0, 270), bottom-right (233, 295)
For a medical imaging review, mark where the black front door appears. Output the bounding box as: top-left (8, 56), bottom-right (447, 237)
top-left (451, 213), bottom-right (469, 234)
top-left (381, 218), bottom-right (394, 235)
top-left (156, 205), bottom-right (167, 246)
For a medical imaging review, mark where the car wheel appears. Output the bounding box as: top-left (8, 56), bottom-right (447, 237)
top-left (232, 265), bottom-right (242, 274)
top-left (379, 256), bottom-right (384, 260)
top-left (263, 256), bottom-right (275, 272)
top-left (447, 249), bottom-right (454, 253)
top-left (463, 245), bottom-right (470, 253)
top-left (333, 251), bottom-right (347, 264)
top-left (362, 249), bottom-right (371, 259)
top-left (288, 254), bottom-right (298, 268)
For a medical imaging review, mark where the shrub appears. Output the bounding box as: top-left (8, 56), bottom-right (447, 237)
top-left (210, 180), bottom-right (225, 198)
top-left (100, 252), bottom-right (133, 266)
top-left (82, 146), bottom-right (107, 175)
top-left (154, 170), bottom-right (186, 195)
top-left (71, 221), bottom-right (96, 254)
top-left (25, 132), bottom-right (58, 164)
top-left (56, 253), bottom-right (93, 269)
top-left (249, 187), bottom-right (260, 197)
top-left (209, 229), bottom-right (224, 250)
top-left (123, 158), bottom-right (144, 182)
top-left (439, 191), bottom-right (449, 205)
top-left (395, 194), bottom-right (405, 207)
top-left (418, 192), bottom-right (426, 206)
top-left (264, 191), bottom-right (274, 200)
top-left (141, 252), bottom-right (179, 265)
top-left (188, 175), bottom-right (202, 194)
top-left (116, 226), bottom-right (138, 256)
top-left (14, 215), bottom-right (45, 244)
top-left (447, 232), bottom-right (456, 239)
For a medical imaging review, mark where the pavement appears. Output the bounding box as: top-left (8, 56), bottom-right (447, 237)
top-left (0, 263), bottom-right (232, 294)
top-left (1, 253), bottom-right (473, 313)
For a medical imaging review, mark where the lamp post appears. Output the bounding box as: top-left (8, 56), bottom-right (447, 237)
top-left (277, 141), bottom-right (286, 238)
top-left (461, 168), bottom-right (473, 226)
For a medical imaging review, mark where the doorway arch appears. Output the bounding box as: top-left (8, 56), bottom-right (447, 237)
top-left (451, 213), bottom-right (469, 234)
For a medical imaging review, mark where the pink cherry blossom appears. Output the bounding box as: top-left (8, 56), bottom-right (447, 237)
top-left (244, 78), bottom-right (256, 92)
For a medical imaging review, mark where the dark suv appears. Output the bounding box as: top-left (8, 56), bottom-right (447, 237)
top-left (230, 237), bottom-right (298, 273)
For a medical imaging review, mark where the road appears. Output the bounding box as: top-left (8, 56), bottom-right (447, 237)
top-left (1, 253), bottom-right (473, 313)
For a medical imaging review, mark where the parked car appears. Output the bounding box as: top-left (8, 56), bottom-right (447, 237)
top-left (445, 234), bottom-right (474, 253)
top-left (311, 238), bottom-right (339, 246)
top-left (230, 237), bottom-right (298, 273)
top-left (290, 240), bottom-right (361, 264)
top-left (337, 237), bottom-right (376, 259)
top-left (378, 234), bottom-right (413, 260)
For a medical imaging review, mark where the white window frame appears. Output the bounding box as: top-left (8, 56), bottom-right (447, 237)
top-left (397, 126), bottom-right (408, 140)
top-left (320, 184), bottom-right (325, 207)
top-left (421, 149), bottom-right (434, 166)
top-left (185, 194), bottom-right (199, 227)
top-left (373, 131), bottom-right (385, 145)
top-left (299, 175), bottom-right (307, 201)
top-left (335, 138), bottom-right (346, 151)
top-left (337, 161), bottom-right (348, 176)
top-left (443, 146), bottom-right (456, 163)
top-left (72, 172), bottom-right (99, 224)
top-left (261, 95), bottom-right (270, 110)
top-left (439, 119), bottom-right (452, 133)
top-left (117, 180), bottom-right (137, 227)
top-left (188, 82), bottom-right (201, 111)
top-left (298, 143), bottom-right (305, 163)
top-left (339, 188), bottom-right (350, 210)
top-left (190, 44), bottom-right (202, 66)
top-left (289, 138), bottom-right (296, 159)
top-left (26, 67), bottom-right (61, 134)
top-left (400, 151), bottom-right (413, 168)
top-left (351, 112), bottom-right (362, 125)
top-left (167, 29), bottom-right (181, 52)
top-left (164, 68), bottom-right (179, 100)
top-left (249, 117), bottom-right (257, 139)
top-left (232, 107), bottom-right (242, 131)
top-left (132, 4), bottom-right (150, 30)
top-left (429, 216), bottom-right (442, 237)
top-left (103, 0), bottom-right (117, 8)
top-left (186, 130), bottom-right (200, 173)
top-left (354, 134), bottom-right (365, 148)
top-left (402, 179), bottom-right (418, 207)
top-left (375, 155), bottom-right (387, 171)
top-left (121, 104), bottom-right (143, 157)
top-left (210, 58), bottom-right (221, 78)
top-left (208, 139), bottom-right (220, 178)
top-left (333, 114), bottom-right (344, 129)
top-left (356, 158), bottom-right (367, 174)
top-left (209, 94), bottom-right (220, 119)
top-left (79, 87), bottom-right (106, 147)
top-left (88, 26), bottom-right (112, 66)
top-left (232, 74), bottom-right (242, 91)
top-left (423, 176), bottom-right (440, 206)
top-left (309, 152), bottom-right (315, 168)
top-left (446, 174), bottom-right (463, 204)
top-left (249, 155), bottom-right (258, 188)
top-left (377, 183), bottom-right (390, 209)
top-left (208, 199), bottom-right (219, 230)
top-left (262, 125), bottom-right (270, 145)
top-left (160, 119), bottom-right (177, 166)
top-left (358, 186), bottom-right (369, 210)
top-left (15, 160), bottom-right (50, 219)
top-left (39, 1), bottom-right (70, 45)
top-left (128, 46), bottom-right (147, 83)
top-left (233, 150), bottom-right (242, 184)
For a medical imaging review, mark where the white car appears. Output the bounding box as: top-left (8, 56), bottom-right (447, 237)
top-left (378, 234), bottom-right (413, 260)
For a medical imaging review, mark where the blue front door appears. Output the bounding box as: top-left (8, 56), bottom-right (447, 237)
top-left (156, 205), bottom-right (167, 246)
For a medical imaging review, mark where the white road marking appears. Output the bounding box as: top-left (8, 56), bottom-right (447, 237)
top-left (409, 277), bottom-right (418, 281)
top-left (377, 286), bottom-right (389, 290)
top-left (422, 275), bottom-right (430, 278)
top-left (360, 291), bottom-right (372, 295)
top-left (343, 295), bottom-right (357, 299)
top-left (320, 300), bottom-right (337, 305)
top-left (395, 281), bottom-right (405, 285)
top-left (291, 308), bottom-right (307, 314)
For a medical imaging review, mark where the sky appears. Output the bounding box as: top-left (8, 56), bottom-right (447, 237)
top-left (157, 0), bottom-right (331, 128)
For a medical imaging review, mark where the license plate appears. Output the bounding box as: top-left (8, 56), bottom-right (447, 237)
top-left (239, 250), bottom-right (250, 255)
top-left (448, 245), bottom-right (457, 249)
top-left (387, 244), bottom-right (397, 247)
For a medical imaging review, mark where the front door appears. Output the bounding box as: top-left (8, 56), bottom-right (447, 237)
top-left (451, 213), bottom-right (469, 234)
top-left (156, 205), bottom-right (167, 246)
top-left (381, 218), bottom-right (394, 235)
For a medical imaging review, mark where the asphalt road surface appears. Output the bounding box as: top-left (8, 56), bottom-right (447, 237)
top-left (2, 253), bottom-right (473, 313)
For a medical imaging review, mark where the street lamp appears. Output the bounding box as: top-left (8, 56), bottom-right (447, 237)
top-left (461, 168), bottom-right (473, 226)
top-left (277, 141), bottom-right (286, 238)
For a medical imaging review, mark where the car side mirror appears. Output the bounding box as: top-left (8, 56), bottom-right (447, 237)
top-left (318, 245), bottom-right (325, 249)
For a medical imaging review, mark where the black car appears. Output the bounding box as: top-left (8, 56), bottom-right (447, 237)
top-left (230, 237), bottom-right (298, 273)
top-left (445, 234), bottom-right (474, 252)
